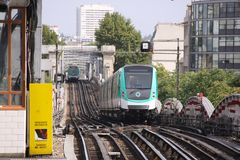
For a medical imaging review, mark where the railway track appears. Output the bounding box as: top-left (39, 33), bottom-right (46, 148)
top-left (159, 127), bottom-right (240, 160)
top-left (67, 80), bottom-right (240, 160)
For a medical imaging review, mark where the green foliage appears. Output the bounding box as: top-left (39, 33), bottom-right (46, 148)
top-left (115, 51), bottom-right (151, 71)
top-left (95, 12), bottom-right (141, 51)
top-left (95, 12), bottom-right (147, 71)
top-left (156, 66), bottom-right (240, 107)
top-left (155, 64), bottom-right (175, 101)
top-left (207, 81), bottom-right (233, 106)
top-left (42, 25), bottom-right (65, 45)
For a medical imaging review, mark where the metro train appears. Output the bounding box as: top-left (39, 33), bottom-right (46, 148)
top-left (99, 64), bottom-right (161, 122)
top-left (65, 66), bottom-right (80, 82)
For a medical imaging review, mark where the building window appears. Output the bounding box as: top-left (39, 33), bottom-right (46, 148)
top-left (234, 53), bottom-right (240, 69)
top-left (202, 37), bottom-right (207, 51)
top-left (206, 54), bottom-right (213, 69)
top-left (208, 4), bottom-right (213, 18)
top-left (219, 53), bottom-right (235, 69)
top-left (198, 37), bottom-right (203, 51)
top-left (219, 20), bottom-right (226, 35)
top-left (198, 21), bottom-right (203, 35)
top-left (235, 2), bottom-right (240, 17)
top-left (219, 53), bottom-right (226, 68)
top-left (226, 19), bottom-right (234, 34)
top-left (227, 3), bottom-right (235, 17)
top-left (191, 22), bottom-right (196, 35)
top-left (219, 37), bottom-right (226, 51)
top-left (198, 54), bottom-right (203, 69)
top-left (234, 19), bottom-right (240, 34)
top-left (213, 54), bottom-right (218, 68)
top-left (226, 37), bottom-right (234, 52)
top-left (191, 38), bottom-right (196, 52)
top-left (207, 37), bottom-right (213, 52)
top-left (195, 20), bottom-right (199, 35)
top-left (190, 54), bottom-right (196, 69)
top-left (208, 20), bottom-right (213, 35)
top-left (213, 37), bottom-right (219, 52)
top-left (220, 3), bottom-right (227, 18)
top-left (192, 5), bottom-right (195, 19)
top-left (198, 4), bottom-right (203, 19)
top-left (195, 4), bottom-right (199, 19)
top-left (213, 20), bottom-right (219, 35)
top-left (42, 54), bottom-right (49, 59)
top-left (226, 53), bottom-right (234, 68)
top-left (203, 4), bottom-right (208, 19)
top-left (214, 3), bottom-right (219, 18)
top-left (234, 36), bottom-right (240, 51)
top-left (203, 20), bottom-right (207, 35)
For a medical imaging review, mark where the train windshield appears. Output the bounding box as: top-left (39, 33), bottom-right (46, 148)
top-left (68, 66), bottom-right (79, 76)
top-left (124, 66), bottom-right (153, 89)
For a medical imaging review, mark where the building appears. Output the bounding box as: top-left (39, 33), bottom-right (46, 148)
top-left (151, 23), bottom-right (184, 72)
top-left (76, 4), bottom-right (114, 43)
top-left (184, 0), bottom-right (240, 72)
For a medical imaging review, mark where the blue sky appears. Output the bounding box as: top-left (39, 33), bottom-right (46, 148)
top-left (42, 0), bottom-right (191, 37)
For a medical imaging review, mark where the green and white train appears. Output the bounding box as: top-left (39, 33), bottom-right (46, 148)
top-left (99, 64), bottom-right (161, 122)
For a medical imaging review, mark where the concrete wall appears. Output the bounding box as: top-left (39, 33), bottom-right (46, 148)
top-left (33, 0), bottom-right (42, 81)
top-left (152, 23), bottom-right (184, 72)
top-left (101, 45), bottom-right (115, 80)
top-left (0, 110), bottom-right (26, 157)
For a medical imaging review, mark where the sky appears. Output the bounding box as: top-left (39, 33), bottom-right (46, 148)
top-left (42, 0), bottom-right (191, 37)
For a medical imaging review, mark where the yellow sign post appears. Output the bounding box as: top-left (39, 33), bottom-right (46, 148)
top-left (29, 84), bottom-right (53, 155)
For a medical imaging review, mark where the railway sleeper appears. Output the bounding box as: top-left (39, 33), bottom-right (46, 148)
top-left (111, 129), bottom-right (148, 160)
top-left (92, 132), bottom-right (128, 160)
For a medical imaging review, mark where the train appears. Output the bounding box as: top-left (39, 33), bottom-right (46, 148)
top-left (65, 65), bottom-right (80, 82)
top-left (99, 64), bottom-right (161, 122)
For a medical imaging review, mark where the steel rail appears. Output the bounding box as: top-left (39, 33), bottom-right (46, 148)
top-left (100, 133), bottom-right (129, 160)
top-left (163, 128), bottom-right (240, 159)
top-left (131, 131), bottom-right (167, 160)
top-left (69, 83), bottom-right (89, 160)
top-left (142, 128), bottom-right (195, 160)
top-left (111, 129), bottom-right (148, 160)
top-left (158, 129), bottom-right (215, 160)
top-left (79, 81), bottom-right (96, 117)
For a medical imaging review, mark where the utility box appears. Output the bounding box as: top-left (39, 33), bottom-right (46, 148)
top-left (29, 84), bottom-right (53, 155)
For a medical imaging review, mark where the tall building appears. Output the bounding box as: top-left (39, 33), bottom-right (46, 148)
top-left (76, 4), bottom-right (114, 43)
top-left (152, 23), bottom-right (184, 72)
top-left (184, 0), bottom-right (240, 72)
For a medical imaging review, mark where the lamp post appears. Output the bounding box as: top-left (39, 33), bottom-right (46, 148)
top-left (55, 43), bottom-right (58, 111)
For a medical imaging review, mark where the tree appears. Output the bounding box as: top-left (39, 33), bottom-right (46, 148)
top-left (42, 25), bottom-right (65, 45)
top-left (155, 65), bottom-right (240, 107)
top-left (95, 12), bottom-right (147, 71)
top-left (95, 12), bottom-right (141, 51)
top-left (114, 51), bottom-right (151, 72)
top-left (155, 64), bottom-right (175, 101)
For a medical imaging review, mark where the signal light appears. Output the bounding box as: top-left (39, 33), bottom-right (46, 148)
top-left (141, 41), bottom-right (152, 52)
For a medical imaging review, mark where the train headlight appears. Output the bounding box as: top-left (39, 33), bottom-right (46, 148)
top-left (152, 92), bottom-right (155, 98)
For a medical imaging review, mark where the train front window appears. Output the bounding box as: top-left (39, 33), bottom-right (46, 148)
top-left (125, 66), bottom-right (152, 89)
